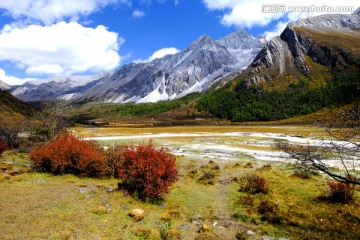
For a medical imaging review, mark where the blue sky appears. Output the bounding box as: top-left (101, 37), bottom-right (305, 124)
top-left (0, 0), bottom-right (357, 85)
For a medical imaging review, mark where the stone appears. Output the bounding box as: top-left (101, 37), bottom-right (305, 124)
top-left (247, 230), bottom-right (255, 236)
top-left (262, 236), bottom-right (275, 240)
top-left (79, 188), bottom-right (86, 194)
top-left (128, 209), bottom-right (144, 222)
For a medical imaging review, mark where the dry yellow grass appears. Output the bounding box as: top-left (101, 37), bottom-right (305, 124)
top-left (71, 125), bottom-right (324, 138)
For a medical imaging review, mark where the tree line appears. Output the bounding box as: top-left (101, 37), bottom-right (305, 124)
top-left (197, 71), bottom-right (360, 122)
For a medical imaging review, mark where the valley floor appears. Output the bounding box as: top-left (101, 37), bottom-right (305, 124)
top-left (0, 125), bottom-right (359, 239)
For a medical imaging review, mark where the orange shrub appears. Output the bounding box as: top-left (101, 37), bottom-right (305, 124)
top-left (117, 141), bottom-right (178, 199)
top-left (30, 132), bottom-right (108, 177)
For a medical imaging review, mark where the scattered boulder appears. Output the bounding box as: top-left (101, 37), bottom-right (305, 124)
top-left (262, 236), bottom-right (275, 240)
top-left (129, 209), bottom-right (144, 222)
top-left (247, 230), bottom-right (255, 236)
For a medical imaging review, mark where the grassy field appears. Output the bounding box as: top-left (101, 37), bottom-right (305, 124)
top-left (0, 125), bottom-right (359, 239)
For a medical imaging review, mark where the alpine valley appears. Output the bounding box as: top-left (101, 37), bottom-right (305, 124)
top-left (3, 9), bottom-right (360, 123)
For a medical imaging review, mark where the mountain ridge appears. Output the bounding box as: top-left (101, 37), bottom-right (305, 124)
top-left (10, 29), bottom-right (263, 103)
top-left (242, 11), bottom-right (360, 89)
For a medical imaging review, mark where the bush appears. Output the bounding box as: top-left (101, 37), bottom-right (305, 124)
top-left (327, 180), bottom-right (355, 203)
top-left (117, 141), bottom-right (178, 200)
top-left (0, 139), bottom-right (7, 154)
top-left (29, 131), bottom-right (108, 177)
top-left (241, 174), bottom-right (268, 194)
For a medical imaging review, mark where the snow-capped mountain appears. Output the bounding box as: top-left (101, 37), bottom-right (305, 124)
top-left (10, 73), bottom-right (108, 102)
top-left (11, 29), bottom-right (263, 103)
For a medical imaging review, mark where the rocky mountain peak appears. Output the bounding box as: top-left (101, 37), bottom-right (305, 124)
top-left (190, 35), bottom-right (214, 48)
top-left (288, 11), bottom-right (360, 30)
top-left (243, 11), bottom-right (360, 88)
top-left (217, 29), bottom-right (262, 50)
top-left (352, 7), bottom-right (360, 16)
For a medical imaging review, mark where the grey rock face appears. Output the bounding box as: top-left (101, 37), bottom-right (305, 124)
top-left (245, 11), bottom-right (360, 85)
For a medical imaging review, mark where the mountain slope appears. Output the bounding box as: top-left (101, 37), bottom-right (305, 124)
top-left (242, 11), bottom-right (360, 89)
top-left (197, 10), bottom-right (360, 122)
top-left (0, 90), bottom-right (34, 120)
top-left (11, 29), bottom-right (263, 103)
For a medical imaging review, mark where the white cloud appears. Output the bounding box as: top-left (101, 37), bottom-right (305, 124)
top-left (149, 47), bottom-right (180, 61)
top-left (0, 0), bottom-right (130, 25)
top-left (135, 47), bottom-right (180, 63)
top-left (0, 68), bottom-right (37, 86)
top-left (132, 10), bottom-right (145, 19)
top-left (203, 0), bottom-right (359, 31)
top-left (263, 21), bottom-right (288, 41)
top-left (0, 21), bottom-right (123, 76)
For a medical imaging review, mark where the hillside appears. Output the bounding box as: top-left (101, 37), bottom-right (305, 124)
top-left (0, 90), bottom-right (34, 120)
top-left (197, 11), bottom-right (360, 122)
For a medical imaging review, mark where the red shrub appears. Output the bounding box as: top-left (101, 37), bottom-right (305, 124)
top-left (117, 141), bottom-right (178, 199)
top-left (327, 180), bottom-right (355, 203)
top-left (241, 174), bottom-right (269, 194)
top-left (30, 131), bottom-right (108, 177)
top-left (0, 139), bottom-right (7, 154)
